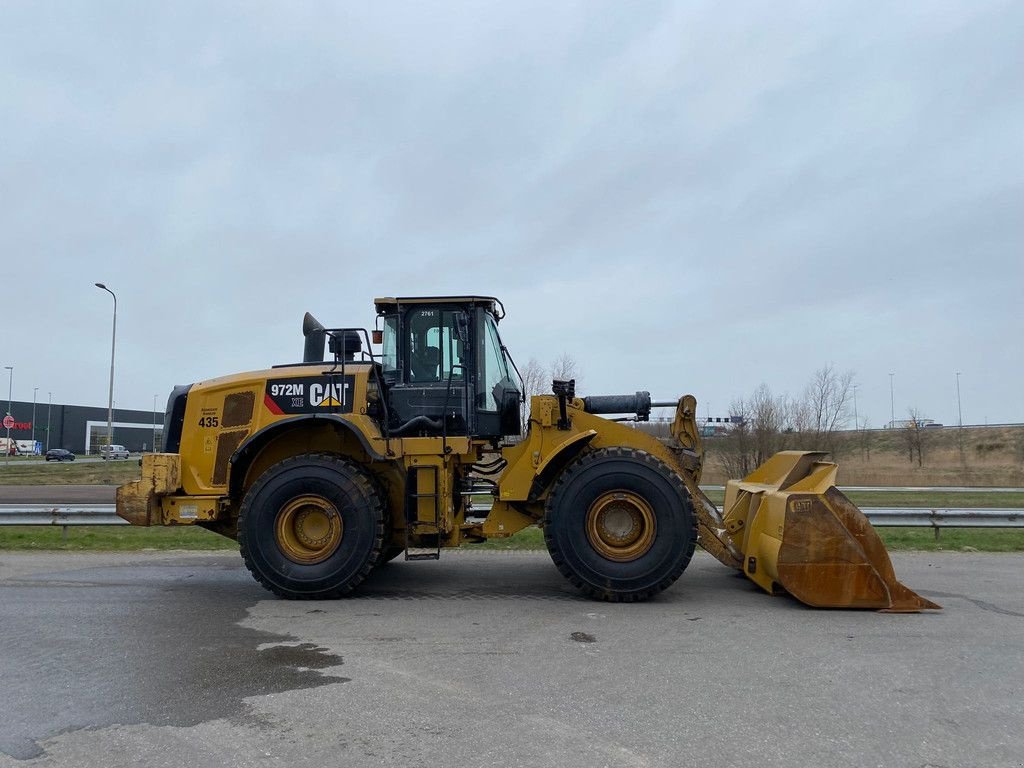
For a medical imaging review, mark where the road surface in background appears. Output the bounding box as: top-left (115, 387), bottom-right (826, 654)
top-left (0, 486), bottom-right (116, 504)
top-left (8, 457), bottom-right (120, 466)
top-left (0, 550), bottom-right (1020, 767)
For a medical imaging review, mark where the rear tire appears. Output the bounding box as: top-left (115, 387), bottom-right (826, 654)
top-left (544, 447), bottom-right (697, 602)
top-left (238, 453), bottom-right (385, 599)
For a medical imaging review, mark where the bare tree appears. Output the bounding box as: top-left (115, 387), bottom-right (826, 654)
top-left (790, 395), bottom-right (814, 435)
top-left (903, 408), bottom-right (927, 467)
top-left (549, 352), bottom-right (580, 390)
top-left (519, 358), bottom-right (547, 430)
top-left (716, 397), bottom-right (754, 479)
top-left (520, 358), bottom-right (547, 401)
top-left (859, 419), bottom-right (872, 461)
top-left (800, 364), bottom-right (855, 452)
top-left (749, 384), bottom-right (791, 466)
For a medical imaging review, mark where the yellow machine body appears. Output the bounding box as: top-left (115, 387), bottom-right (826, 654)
top-left (117, 297), bottom-right (937, 610)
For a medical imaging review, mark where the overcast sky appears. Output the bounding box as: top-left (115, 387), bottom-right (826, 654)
top-left (1, 1), bottom-right (1021, 426)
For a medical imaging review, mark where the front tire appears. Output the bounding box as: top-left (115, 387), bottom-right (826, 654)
top-left (544, 447), bottom-right (697, 602)
top-left (238, 453), bottom-right (385, 599)
top-left (376, 544), bottom-right (405, 566)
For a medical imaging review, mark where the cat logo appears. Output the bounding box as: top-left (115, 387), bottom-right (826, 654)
top-left (310, 382), bottom-right (349, 408)
top-left (264, 375), bottom-right (354, 415)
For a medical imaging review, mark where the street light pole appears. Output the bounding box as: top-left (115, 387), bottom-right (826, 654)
top-left (95, 283), bottom-right (117, 456)
top-left (46, 392), bottom-right (52, 452)
top-left (4, 365), bottom-right (12, 468)
top-left (152, 393), bottom-right (157, 453)
top-left (955, 372), bottom-right (963, 428)
top-left (888, 373), bottom-right (895, 428)
top-left (32, 387), bottom-right (38, 451)
top-left (956, 371), bottom-right (964, 457)
top-left (852, 384), bottom-right (859, 430)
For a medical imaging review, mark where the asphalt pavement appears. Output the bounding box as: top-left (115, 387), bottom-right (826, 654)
top-left (0, 486), bottom-right (116, 504)
top-left (0, 549), bottom-right (1021, 767)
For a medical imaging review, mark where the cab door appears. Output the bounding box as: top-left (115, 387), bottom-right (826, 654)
top-left (474, 308), bottom-right (521, 439)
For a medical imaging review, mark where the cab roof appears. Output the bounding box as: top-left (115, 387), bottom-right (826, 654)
top-left (373, 295), bottom-right (505, 320)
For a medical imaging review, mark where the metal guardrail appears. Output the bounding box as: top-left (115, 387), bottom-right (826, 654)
top-left (0, 504), bottom-right (127, 526)
top-left (699, 485), bottom-right (1024, 493)
top-left (863, 508), bottom-right (1023, 528)
top-left (0, 504), bottom-right (1022, 530)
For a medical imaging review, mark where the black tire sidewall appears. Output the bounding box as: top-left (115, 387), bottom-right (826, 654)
top-left (377, 544), bottom-right (405, 566)
top-left (546, 451), bottom-right (695, 598)
top-left (240, 456), bottom-right (382, 597)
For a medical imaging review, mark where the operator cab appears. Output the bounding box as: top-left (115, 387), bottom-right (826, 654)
top-left (374, 296), bottom-right (521, 440)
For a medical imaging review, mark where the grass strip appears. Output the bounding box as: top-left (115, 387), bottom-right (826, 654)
top-left (2, 524), bottom-right (1021, 553)
top-left (0, 526), bottom-right (236, 551)
top-left (0, 462), bottom-right (141, 486)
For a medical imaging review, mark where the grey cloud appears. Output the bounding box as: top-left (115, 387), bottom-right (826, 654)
top-left (0, 0), bottom-right (1020, 427)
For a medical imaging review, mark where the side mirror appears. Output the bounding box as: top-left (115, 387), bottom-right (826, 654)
top-left (372, 329), bottom-right (383, 345)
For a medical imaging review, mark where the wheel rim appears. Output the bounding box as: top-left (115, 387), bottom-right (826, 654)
top-left (274, 494), bottom-right (344, 565)
top-left (585, 490), bottom-right (657, 562)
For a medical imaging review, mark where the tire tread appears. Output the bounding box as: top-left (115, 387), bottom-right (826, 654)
top-left (543, 446), bottom-right (697, 602)
top-left (237, 452), bottom-right (385, 599)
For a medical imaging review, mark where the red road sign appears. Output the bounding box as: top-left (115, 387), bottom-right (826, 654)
top-left (2, 415), bottom-right (14, 429)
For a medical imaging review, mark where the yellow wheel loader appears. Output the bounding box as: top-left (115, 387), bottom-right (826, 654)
top-left (117, 296), bottom-right (938, 611)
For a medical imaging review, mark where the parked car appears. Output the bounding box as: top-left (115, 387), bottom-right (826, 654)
top-left (99, 445), bottom-right (130, 460)
top-left (45, 449), bottom-right (76, 462)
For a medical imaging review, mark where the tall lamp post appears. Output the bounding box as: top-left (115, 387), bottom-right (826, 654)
top-left (152, 393), bottom-right (157, 453)
top-left (95, 283), bottom-right (117, 456)
top-left (955, 372), bottom-right (963, 427)
top-left (888, 372), bottom-right (895, 429)
top-left (4, 365), bottom-right (12, 467)
top-left (46, 392), bottom-right (52, 452)
top-left (32, 387), bottom-right (38, 452)
top-left (852, 384), bottom-right (859, 430)
top-left (956, 371), bottom-right (964, 456)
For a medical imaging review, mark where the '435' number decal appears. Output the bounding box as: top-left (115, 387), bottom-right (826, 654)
top-left (197, 416), bottom-right (219, 428)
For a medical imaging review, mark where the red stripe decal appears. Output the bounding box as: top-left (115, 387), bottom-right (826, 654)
top-left (264, 392), bottom-right (284, 415)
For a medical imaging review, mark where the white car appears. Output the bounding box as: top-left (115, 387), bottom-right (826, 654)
top-left (99, 445), bottom-right (130, 460)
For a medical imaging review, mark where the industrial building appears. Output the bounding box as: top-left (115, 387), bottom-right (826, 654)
top-left (3, 398), bottom-right (163, 455)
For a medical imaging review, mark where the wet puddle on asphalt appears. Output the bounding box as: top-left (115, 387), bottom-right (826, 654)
top-left (0, 560), bottom-right (346, 760)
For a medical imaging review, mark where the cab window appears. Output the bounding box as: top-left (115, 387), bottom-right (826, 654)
top-left (381, 316), bottom-right (399, 375)
top-left (407, 308), bottom-right (464, 383)
top-left (480, 314), bottom-right (509, 411)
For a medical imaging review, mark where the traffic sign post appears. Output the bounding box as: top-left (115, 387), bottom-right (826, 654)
top-left (3, 413), bottom-right (12, 467)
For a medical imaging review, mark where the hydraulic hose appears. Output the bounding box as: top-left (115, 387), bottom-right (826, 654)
top-left (390, 415), bottom-right (444, 435)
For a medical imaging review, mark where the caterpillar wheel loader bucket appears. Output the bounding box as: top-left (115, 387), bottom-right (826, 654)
top-left (715, 452), bottom-right (940, 611)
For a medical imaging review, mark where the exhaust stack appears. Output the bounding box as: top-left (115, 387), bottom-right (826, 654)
top-left (302, 312), bottom-right (326, 363)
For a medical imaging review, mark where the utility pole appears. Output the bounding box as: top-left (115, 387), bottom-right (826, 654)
top-left (852, 383), bottom-right (861, 459)
top-left (888, 373), bottom-right (895, 429)
top-left (95, 283), bottom-right (117, 457)
top-left (152, 393), bottom-right (157, 453)
top-left (852, 384), bottom-right (859, 430)
top-left (955, 372), bottom-right (963, 427)
top-left (956, 371), bottom-right (964, 458)
top-left (4, 366), bottom-right (12, 468)
top-left (46, 392), bottom-right (52, 452)
top-left (32, 387), bottom-right (38, 451)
